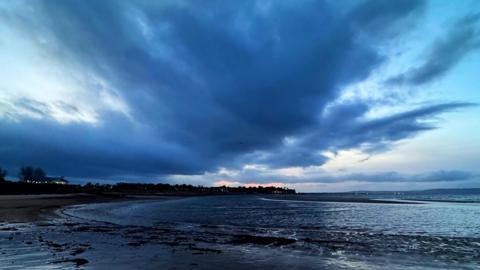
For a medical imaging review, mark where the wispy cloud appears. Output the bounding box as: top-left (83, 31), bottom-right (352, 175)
top-left (387, 13), bottom-right (480, 86)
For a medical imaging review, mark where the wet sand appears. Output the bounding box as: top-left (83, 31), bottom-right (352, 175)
top-left (2, 212), bottom-right (470, 270)
top-left (1, 195), bottom-right (478, 269)
top-left (0, 194), bottom-right (137, 222)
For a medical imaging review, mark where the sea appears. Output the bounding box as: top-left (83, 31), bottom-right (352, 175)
top-left (60, 192), bottom-right (480, 269)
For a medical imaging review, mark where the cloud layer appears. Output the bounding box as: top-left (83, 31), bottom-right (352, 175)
top-left (0, 0), bottom-right (476, 187)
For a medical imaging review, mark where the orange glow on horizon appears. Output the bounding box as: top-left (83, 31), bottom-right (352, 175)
top-left (214, 179), bottom-right (287, 188)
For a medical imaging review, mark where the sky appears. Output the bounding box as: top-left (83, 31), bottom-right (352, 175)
top-left (0, 0), bottom-right (479, 192)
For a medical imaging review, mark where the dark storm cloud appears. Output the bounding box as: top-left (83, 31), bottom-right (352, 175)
top-left (1, 0), bottom-right (470, 180)
top-left (0, 115), bottom-right (207, 178)
top-left (245, 101), bottom-right (474, 168)
top-left (321, 102), bottom-right (476, 152)
top-left (387, 13), bottom-right (480, 86)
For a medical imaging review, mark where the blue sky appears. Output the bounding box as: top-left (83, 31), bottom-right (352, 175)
top-left (0, 0), bottom-right (478, 192)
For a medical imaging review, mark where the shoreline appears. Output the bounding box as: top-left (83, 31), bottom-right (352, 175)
top-left (0, 193), bottom-right (428, 223)
top-left (0, 193), bottom-right (149, 222)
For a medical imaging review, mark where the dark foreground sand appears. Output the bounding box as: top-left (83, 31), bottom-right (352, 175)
top-left (0, 193), bottom-right (130, 222)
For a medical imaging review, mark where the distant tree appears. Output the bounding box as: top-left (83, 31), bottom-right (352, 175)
top-left (84, 182), bottom-right (94, 189)
top-left (20, 166), bottom-right (34, 181)
top-left (33, 167), bottom-right (46, 180)
top-left (20, 166), bottom-right (47, 182)
top-left (0, 167), bottom-right (6, 182)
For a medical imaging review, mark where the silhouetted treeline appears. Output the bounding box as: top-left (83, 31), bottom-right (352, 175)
top-left (19, 166), bottom-right (46, 181)
top-left (0, 180), bottom-right (295, 195)
top-left (83, 182), bottom-right (295, 195)
top-left (94, 182), bottom-right (295, 195)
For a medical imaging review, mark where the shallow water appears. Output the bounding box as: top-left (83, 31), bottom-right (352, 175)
top-left (61, 195), bottom-right (480, 269)
top-left (1, 194), bottom-right (479, 269)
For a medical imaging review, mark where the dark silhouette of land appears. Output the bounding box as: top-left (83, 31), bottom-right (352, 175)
top-left (0, 165), bottom-right (295, 196)
top-left (0, 181), bottom-right (295, 196)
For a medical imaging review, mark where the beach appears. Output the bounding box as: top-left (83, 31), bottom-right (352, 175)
top-left (1, 194), bottom-right (479, 269)
top-left (0, 193), bottom-right (418, 223)
top-left (0, 194), bottom-right (125, 222)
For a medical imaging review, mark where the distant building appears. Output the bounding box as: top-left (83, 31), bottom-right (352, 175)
top-left (24, 176), bottom-right (68, 185)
